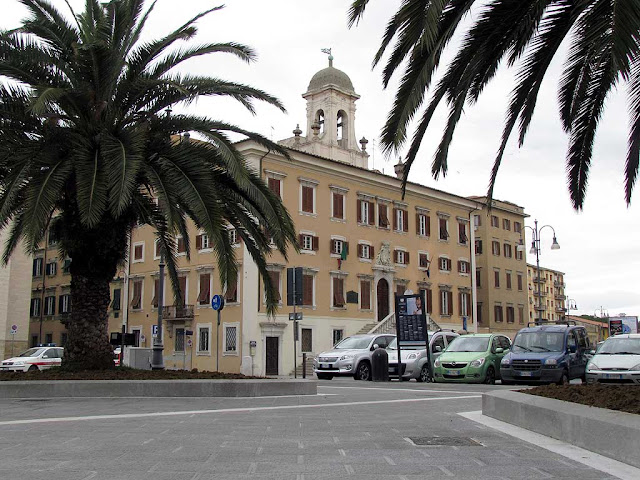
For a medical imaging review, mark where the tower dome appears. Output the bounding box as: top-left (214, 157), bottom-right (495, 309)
top-left (306, 56), bottom-right (356, 95)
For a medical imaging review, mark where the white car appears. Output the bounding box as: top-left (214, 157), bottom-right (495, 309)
top-left (387, 330), bottom-right (459, 382)
top-left (585, 334), bottom-right (640, 384)
top-left (1, 346), bottom-right (64, 372)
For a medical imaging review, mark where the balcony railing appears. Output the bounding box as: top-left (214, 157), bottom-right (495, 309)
top-left (162, 304), bottom-right (195, 321)
top-left (533, 278), bottom-right (545, 284)
top-left (553, 281), bottom-right (566, 288)
top-left (533, 291), bottom-right (547, 297)
top-left (555, 294), bottom-right (566, 301)
top-left (534, 305), bottom-right (547, 311)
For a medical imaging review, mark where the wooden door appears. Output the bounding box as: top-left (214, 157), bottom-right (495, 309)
top-left (265, 336), bottom-right (279, 376)
top-left (377, 278), bottom-right (389, 322)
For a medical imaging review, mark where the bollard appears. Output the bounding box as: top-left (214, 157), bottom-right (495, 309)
top-left (371, 347), bottom-right (390, 382)
top-left (302, 352), bottom-right (306, 379)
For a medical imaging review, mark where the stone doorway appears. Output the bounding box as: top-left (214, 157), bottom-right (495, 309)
top-left (265, 336), bottom-right (279, 376)
top-left (377, 278), bottom-right (389, 321)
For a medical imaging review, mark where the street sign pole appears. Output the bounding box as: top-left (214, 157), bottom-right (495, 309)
top-left (293, 274), bottom-right (297, 379)
top-left (211, 295), bottom-right (225, 372)
top-left (217, 309), bottom-right (220, 371)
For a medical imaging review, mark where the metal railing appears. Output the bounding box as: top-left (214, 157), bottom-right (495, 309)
top-left (162, 304), bottom-right (195, 320)
top-left (368, 312), bottom-right (441, 335)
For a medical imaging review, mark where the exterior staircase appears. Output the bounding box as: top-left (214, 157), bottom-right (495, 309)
top-left (356, 322), bottom-right (378, 334)
top-left (367, 312), bottom-right (442, 335)
top-left (290, 354), bottom-right (316, 378)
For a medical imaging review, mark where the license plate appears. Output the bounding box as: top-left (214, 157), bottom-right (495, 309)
top-left (604, 373), bottom-right (623, 380)
top-left (321, 364), bottom-right (331, 369)
top-left (447, 370), bottom-right (460, 376)
top-left (518, 371), bottom-right (532, 377)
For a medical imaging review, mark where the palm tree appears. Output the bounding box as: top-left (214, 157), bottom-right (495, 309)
top-left (0, 0), bottom-right (297, 370)
top-left (348, 0), bottom-right (640, 209)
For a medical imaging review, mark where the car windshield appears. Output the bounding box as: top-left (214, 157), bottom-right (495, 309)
top-left (334, 336), bottom-right (371, 350)
top-left (446, 337), bottom-right (489, 352)
top-left (18, 348), bottom-right (46, 357)
top-left (512, 332), bottom-right (565, 352)
top-left (388, 338), bottom-right (397, 350)
top-left (597, 338), bottom-right (640, 355)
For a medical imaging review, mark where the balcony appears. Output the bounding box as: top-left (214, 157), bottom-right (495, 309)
top-left (555, 294), bottom-right (566, 301)
top-left (533, 291), bottom-right (547, 297)
top-left (553, 281), bottom-right (566, 288)
top-left (162, 304), bottom-right (195, 321)
top-left (534, 305), bottom-right (547, 311)
top-left (555, 306), bottom-right (566, 313)
top-left (533, 278), bottom-right (545, 284)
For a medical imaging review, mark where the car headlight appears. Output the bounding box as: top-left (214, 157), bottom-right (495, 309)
top-left (630, 363), bottom-right (640, 371)
top-left (587, 362), bottom-right (599, 372)
top-left (434, 358), bottom-right (441, 368)
top-left (339, 354), bottom-right (355, 361)
top-left (14, 361), bottom-right (25, 366)
top-left (407, 353), bottom-right (418, 360)
top-left (470, 358), bottom-right (485, 368)
top-left (501, 356), bottom-right (510, 366)
top-left (544, 358), bottom-right (557, 366)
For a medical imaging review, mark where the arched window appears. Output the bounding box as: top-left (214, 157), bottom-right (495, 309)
top-left (337, 110), bottom-right (347, 145)
top-left (316, 110), bottom-right (325, 135)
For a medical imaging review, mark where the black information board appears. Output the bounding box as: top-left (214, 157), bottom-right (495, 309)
top-left (394, 293), bottom-right (428, 347)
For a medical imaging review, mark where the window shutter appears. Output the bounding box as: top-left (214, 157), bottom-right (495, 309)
top-left (59, 295), bottom-right (64, 313)
top-left (459, 293), bottom-right (463, 315)
top-left (195, 235), bottom-right (202, 250)
top-left (369, 245), bottom-right (374, 259)
top-left (357, 200), bottom-right (362, 223)
top-left (343, 241), bottom-right (349, 255)
top-left (447, 291), bottom-right (453, 314)
top-left (466, 294), bottom-right (471, 316)
top-left (457, 261), bottom-right (462, 272)
top-left (298, 234), bottom-right (304, 248)
top-left (405, 252), bottom-right (410, 264)
top-left (312, 236), bottom-right (319, 251)
top-left (268, 178), bottom-right (280, 196)
top-left (416, 214), bottom-right (421, 234)
top-left (393, 208), bottom-right (399, 230)
top-left (268, 271), bottom-right (280, 301)
top-left (357, 244), bottom-right (363, 258)
top-left (303, 275), bottom-right (313, 305)
top-left (403, 210), bottom-right (408, 232)
top-left (329, 239), bottom-right (334, 254)
top-left (426, 216), bottom-right (431, 236)
top-left (178, 277), bottom-right (187, 305)
top-left (368, 202), bottom-right (375, 225)
top-left (439, 291), bottom-right (444, 314)
top-left (393, 250), bottom-right (398, 263)
top-left (426, 289), bottom-right (432, 313)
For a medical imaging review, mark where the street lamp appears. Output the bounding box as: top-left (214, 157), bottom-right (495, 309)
top-left (518, 219), bottom-right (560, 325)
top-left (565, 298), bottom-right (578, 319)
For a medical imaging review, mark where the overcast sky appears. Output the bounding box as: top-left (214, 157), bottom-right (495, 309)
top-left (3, 0), bottom-right (638, 319)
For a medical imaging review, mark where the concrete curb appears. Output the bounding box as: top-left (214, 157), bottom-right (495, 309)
top-left (483, 390), bottom-right (640, 469)
top-left (0, 379), bottom-right (317, 398)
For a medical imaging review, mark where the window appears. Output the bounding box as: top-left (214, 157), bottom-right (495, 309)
top-left (476, 269), bottom-right (482, 288)
top-left (358, 243), bottom-right (373, 260)
top-left (176, 236), bottom-right (186, 255)
top-left (301, 328), bottom-right (313, 353)
top-left (268, 177), bottom-right (282, 198)
top-left (302, 273), bottom-right (314, 306)
top-left (503, 243), bottom-right (512, 258)
top-left (62, 258), bottom-right (71, 274)
top-left (394, 250), bottom-right (409, 265)
top-left (151, 278), bottom-right (160, 308)
top-left (459, 292), bottom-right (470, 317)
top-left (457, 260), bottom-right (470, 274)
top-left (491, 215), bottom-right (499, 227)
top-left (517, 273), bottom-right (523, 291)
top-left (110, 289), bottom-right (120, 311)
top-left (225, 275), bottom-right (238, 303)
top-left (378, 203), bottom-right (390, 228)
top-left (333, 329), bottom-right (344, 346)
top-left (439, 217), bottom-right (449, 240)
top-left (332, 192), bottom-right (344, 219)
top-left (266, 270), bottom-right (281, 303)
top-left (197, 325), bottom-right (211, 354)
top-left (31, 335), bottom-right (39, 347)
top-left (60, 332), bottom-right (68, 346)
top-left (175, 328), bottom-right (185, 352)
top-left (439, 257), bottom-right (451, 272)
top-left (131, 280), bottom-right (143, 310)
top-left (133, 242), bottom-right (144, 262)
top-left (492, 240), bottom-right (500, 256)
top-left (419, 253), bottom-right (430, 269)
top-left (196, 233), bottom-right (211, 251)
top-left (474, 215), bottom-right (482, 227)
top-left (44, 296), bottom-right (55, 316)
top-left (475, 239), bottom-right (483, 254)
top-left (360, 280), bottom-right (371, 309)
top-left (224, 324), bottom-right (238, 354)
top-left (299, 234), bottom-right (319, 252)
top-left (516, 248), bottom-right (523, 261)
top-left (503, 219), bottom-right (511, 230)
top-left (477, 303), bottom-right (483, 324)
top-left (458, 222), bottom-right (468, 244)
top-left (301, 184), bottom-right (315, 214)
top-left (45, 262), bottom-right (57, 276)
top-left (494, 270), bottom-right (500, 288)
top-left (30, 298), bottom-right (41, 317)
top-left (514, 221), bottom-right (522, 233)
top-left (417, 213), bottom-right (430, 236)
top-left (154, 239), bottom-right (161, 259)
top-left (332, 276), bottom-right (345, 307)
top-left (393, 207), bottom-right (408, 232)
top-left (440, 290), bottom-right (453, 316)
top-left (518, 305), bottom-right (525, 324)
top-left (177, 276), bottom-right (187, 306)
top-left (506, 272), bottom-right (512, 289)
top-left (228, 228), bottom-right (238, 245)
top-left (494, 304), bottom-right (504, 322)
top-left (357, 199), bottom-right (375, 225)
top-left (506, 306), bottom-right (515, 323)
top-left (56, 294), bottom-right (70, 315)
top-left (421, 288), bottom-right (433, 314)
top-left (32, 258), bottom-right (43, 277)
top-left (432, 335), bottom-right (446, 353)
top-left (198, 273), bottom-right (211, 305)
top-left (396, 283), bottom-right (407, 296)
top-left (45, 333), bottom-right (53, 345)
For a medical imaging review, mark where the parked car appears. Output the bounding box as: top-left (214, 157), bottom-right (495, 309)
top-left (585, 334), bottom-right (640, 384)
top-left (0, 346), bottom-right (64, 372)
top-left (387, 330), bottom-right (459, 382)
top-left (433, 333), bottom-right (511, 384)
top-left (500, 322), bottom-right (591, 385)
top-left (314, 334), bottom-right (396, 380)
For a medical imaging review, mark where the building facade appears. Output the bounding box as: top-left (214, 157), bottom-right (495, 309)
top-left (527, 264), bottom-right (566, 323)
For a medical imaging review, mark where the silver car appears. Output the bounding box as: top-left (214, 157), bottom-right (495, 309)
top-left (387, 330), bottom-right (459, 382)
top-left (314, 334), bottom-right (396, 381)
top-left (585, 334), bottom-right (640, 384)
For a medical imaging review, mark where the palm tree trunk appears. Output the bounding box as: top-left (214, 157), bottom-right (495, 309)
top-left (64, 273), bottom-right (115, 370)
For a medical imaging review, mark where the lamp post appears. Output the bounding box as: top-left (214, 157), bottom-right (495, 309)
top-left (518, 219), bottom-right (560, 325)
top-left (151, 247), bottom-right (165, 370)
top-left (565, 298), bottom-right (578, 319)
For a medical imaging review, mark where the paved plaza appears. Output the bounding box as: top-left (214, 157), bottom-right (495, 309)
top-left (0, 379), bottom-right (635, 480)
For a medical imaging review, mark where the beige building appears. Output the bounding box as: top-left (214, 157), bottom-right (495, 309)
top-left (527, 264), bottom-right (566, 323)
top-left (26, 57), bottom-right (532, 374)
top-left (0, 229), bottom-right (31, 359)
top-left (471, 199), bottom-right (529, 337)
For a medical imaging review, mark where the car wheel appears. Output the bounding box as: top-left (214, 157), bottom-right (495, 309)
top-left (416, 365), bottom-right (430, 383)
top-left (484, 366), bottom-right (496, 385)
top-left (316, 373), bottom-right (333, 380)
top-left (557, 371), bottom-right (569, 386)
top-left (580, 374), bottom-right (587, 384)
top-left (354, 362), bottom-right (371, 381)
top-left (28, 365), bottom-right (38, 372)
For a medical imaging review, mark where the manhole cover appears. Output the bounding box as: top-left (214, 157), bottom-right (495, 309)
top-left (407, 437), bottom-right (482, 447)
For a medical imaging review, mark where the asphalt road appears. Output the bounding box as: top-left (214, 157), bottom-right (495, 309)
top-left (0, 378), bottom-right (618, 480)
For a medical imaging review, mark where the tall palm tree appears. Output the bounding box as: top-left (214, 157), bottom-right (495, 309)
top-left (0, 0), bottom-right (297, 370)
top-left (349, 0), bottom-right (640, 209)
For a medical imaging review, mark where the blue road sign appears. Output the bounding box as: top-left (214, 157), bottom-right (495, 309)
top-left (462, 316), bottom-right (468, 331)
top-left (211, 294), bottom-right (225, 311)
top-left (152, 325), bottom-right (158, 336)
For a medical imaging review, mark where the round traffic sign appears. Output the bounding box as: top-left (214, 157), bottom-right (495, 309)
top-left (10, 324), bottom-right (18, 332)
top-left (211, 294), bottom-right (225, 311)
